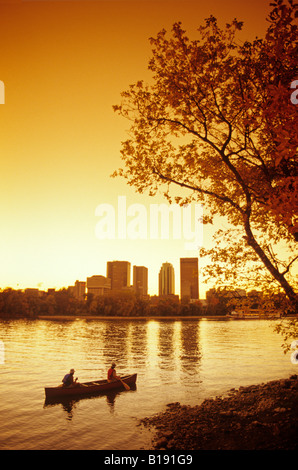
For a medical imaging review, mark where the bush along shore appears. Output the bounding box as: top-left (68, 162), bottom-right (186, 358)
top-left (140, 375), bottom-right (298, 450)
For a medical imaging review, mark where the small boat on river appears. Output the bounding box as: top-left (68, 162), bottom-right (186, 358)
top-left (227, 309), bottom-right (282, 319)
top-left (44, 373), bottom-right (137, 399)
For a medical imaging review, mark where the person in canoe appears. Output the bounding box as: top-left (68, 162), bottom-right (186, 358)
top-left (62, 368), bottom-right (79, 388)
top-left (107, 362), bottom-right (120, 382)
top-left (107, 362), bottom-right (130, 390)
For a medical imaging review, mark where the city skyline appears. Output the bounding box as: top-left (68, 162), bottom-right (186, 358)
top-left (73, 257), bottom-right (199, 299)
top-left (0, 0), bottom-right (273, 299)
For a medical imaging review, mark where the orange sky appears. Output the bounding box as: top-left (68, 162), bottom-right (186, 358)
top-left (0, 0), bottom-right (272, 297)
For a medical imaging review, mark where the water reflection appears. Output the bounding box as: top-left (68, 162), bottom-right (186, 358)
top-left (1, 318), bottom-right (204, 397)
top-left (0, 319), bottom-right (295, 450)
top-left (145, 321), bottom-right (201, 366)
top-left (14, 319), bottom-right (203, 387)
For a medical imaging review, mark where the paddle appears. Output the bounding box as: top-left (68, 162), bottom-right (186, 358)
top-left (119, 378), bottom-right (130, 391)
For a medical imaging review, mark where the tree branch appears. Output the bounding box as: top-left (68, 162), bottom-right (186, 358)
top-left (152, 165), bottom-right (243, 213)
top-left (281, 255), bottom-right (298, 276)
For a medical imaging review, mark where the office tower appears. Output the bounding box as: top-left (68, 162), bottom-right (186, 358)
top-left (107, 261), bottom-right (131, 291)
top-left (74, 280), bottom-right (86, 300)
top-left (180, 257), bottom-right (199, 301)
top-left (159, 262), bottom-right (175, 296)
top-left (68, 281), bottom-right (85, 300)
top-left (86, 275), bottom-right (111, 296)
top-left (133, 266), bottom-right (148, 296)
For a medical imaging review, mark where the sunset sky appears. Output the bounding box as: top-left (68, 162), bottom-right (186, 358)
top-left (0, 0), bottom-right (272, 297)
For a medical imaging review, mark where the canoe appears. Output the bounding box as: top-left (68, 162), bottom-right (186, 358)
top-left (44, 373), bottom-right (137, 399)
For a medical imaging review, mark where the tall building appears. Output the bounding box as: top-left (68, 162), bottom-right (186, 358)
top-left (86, 275), bottom-right (111, 296)
top-left (74, 280), bottom-right (86, 300)
top-left (159, 262), bottom-right (175, 296)
top-left (68, 280), bottom-right (86, 300)
top-left (107, 261), bottom-right (131, 291)
top-left (180, 258), bottom-right (199, 301)
top-left (133, 266), bottom-right (148, 296)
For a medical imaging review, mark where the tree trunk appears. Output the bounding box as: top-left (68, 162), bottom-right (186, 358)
top-left (244, 215), bottom-right (298, 313)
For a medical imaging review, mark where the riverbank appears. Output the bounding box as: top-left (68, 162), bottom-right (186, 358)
top-left (140, 375), bottom-right (298, 450)
top-left (36, 315), bottom-right (285, 321)
top-left (37, 315), bottom-right (227, 320)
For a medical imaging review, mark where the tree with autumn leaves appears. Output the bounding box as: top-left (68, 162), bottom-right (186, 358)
top-left (113, 0), bottom-right (298, 313)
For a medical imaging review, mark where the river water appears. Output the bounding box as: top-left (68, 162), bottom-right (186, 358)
top-left (0, 318), bottom-right (296, 450)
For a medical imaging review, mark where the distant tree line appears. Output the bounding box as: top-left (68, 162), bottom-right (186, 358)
top-left (0, 288), bottom-right (80, 318)
top-left (0, 288), bottom-right (229, 319)
top-left (0, 287), bottom-right (291, 319)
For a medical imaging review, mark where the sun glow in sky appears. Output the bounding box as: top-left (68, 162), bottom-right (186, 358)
top-left (0, 0), bottom-right (272, 297)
